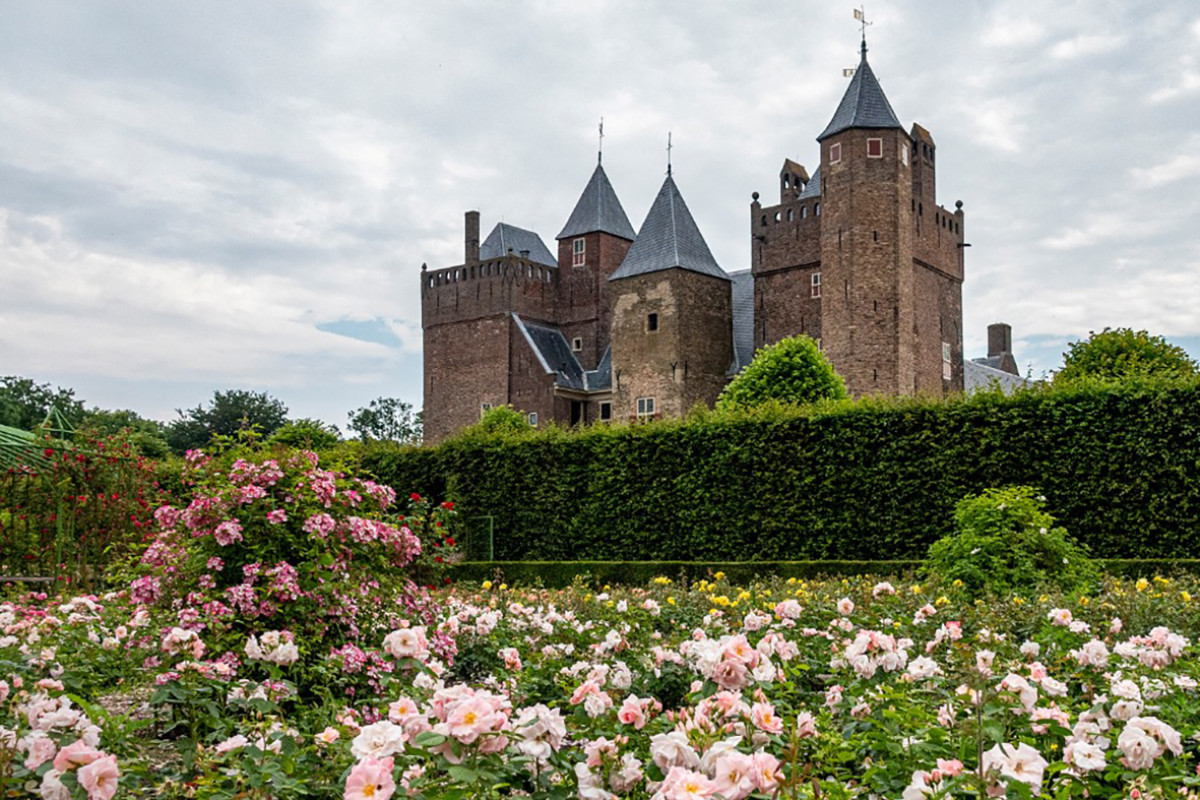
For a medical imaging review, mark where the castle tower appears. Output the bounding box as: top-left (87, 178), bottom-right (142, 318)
top-left (554, 163), bottom-right (636, 370)
top-left (816, 41), bottom-right (917, 396)
top-left (609, 173), bottom-right (733, 420)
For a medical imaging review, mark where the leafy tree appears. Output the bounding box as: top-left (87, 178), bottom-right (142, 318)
top-left (79, 408), bottom-right (171, 459)
top-left (347, 397), bottom-right (422, 444)
top-left (166, 390), bottom-right (289, 454)
top-left (716, 335), bottom-right (847, 412)
top-left (269, 418), bottom-right (342, 450)
top-left (0, 376), bottom-right (87, 431)
top-left (1054, 327), bottom-right (1198, 385)
top-left (456, 405), bottom-right (533, 438)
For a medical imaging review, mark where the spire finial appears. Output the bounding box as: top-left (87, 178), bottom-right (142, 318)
top-left (666, 131), bottom-right (673, 177)
top-left (598, 117), bottom-right (604, 165)
top-left (854, 5), bottom-right (871, 58)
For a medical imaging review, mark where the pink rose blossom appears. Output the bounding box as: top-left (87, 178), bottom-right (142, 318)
top-left (344, 757), bottom-right (395, 800)
top-left (77, 754), bottom-right (120, 800)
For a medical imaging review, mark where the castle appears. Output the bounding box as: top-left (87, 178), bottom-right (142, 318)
top-left (421, 43), bottom-right (966, 443)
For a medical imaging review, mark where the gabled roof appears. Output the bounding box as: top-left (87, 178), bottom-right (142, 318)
top-left (817, 46), bottom-right (904, 142)
top-left (480, 223), bottom-right (557, 268)
top-left (512, 315), bottom-right (612, 392)
top-left (557, 164), bottom-right (636, 241)
top-left (609, 174), bottom-right (729, 283)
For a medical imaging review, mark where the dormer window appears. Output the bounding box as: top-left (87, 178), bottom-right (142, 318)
top-left (572, 238), bottom-right (586, 267)
top-left (867, 138), bottom-right (883, 158)
top-left (830, 143), bottom-right (842, 164)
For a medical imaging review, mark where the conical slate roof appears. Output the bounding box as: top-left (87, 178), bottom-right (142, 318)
top-left (557, 164), bottom-right (636, 241)
top-left (817, 45), bottom-right (904, 142)
top-left (609, 174), bottom-right (728, 282)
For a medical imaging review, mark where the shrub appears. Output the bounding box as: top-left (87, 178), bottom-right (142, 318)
top-left (471, 405), bottom-right (534, 436)
top-left (716, 335), bottom-right (847, 411)
top-left (924, 486), bottom-right (1098, 598)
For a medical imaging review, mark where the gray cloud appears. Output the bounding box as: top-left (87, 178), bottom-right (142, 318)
top-left (3, 0), bottom-right (1199, 426)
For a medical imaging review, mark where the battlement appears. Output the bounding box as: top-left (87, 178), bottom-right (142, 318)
top-left (750, 193), bottom-right (823, 275)
top-left (421, 254), bottom-right (559, 327)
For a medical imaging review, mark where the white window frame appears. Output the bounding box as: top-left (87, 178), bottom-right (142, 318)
top-left (867, 137), bottom-right (883, 158)
top-left (528, 412), bottom-right (538, 426)
top-left (830, 142), bottom-right (842, 164)
top-left (942, 342), bottom-right (953, 380)
top-left (901, 143), bottom-right (909, 167)
top-left (636, 397), bottom-right (656, 418)
top-left (810, 272), bottom-right (822, 298)
top-left (572, 337), bottom-right (583, 352)
top-left (572, 238), bottom-right (586, 267)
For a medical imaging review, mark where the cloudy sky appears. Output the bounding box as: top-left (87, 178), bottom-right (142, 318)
top-left (3, 1), bottom-right (1199, 428)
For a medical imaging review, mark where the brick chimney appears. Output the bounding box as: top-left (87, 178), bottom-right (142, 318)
top-left (988, 323), bottom-right (1012, 358)
top-left (465, 210), bottom-right (480, 265)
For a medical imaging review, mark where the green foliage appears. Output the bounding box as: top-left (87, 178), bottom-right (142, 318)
top-left (269, 418), bottom-right (341, 450)
top-left (469, 405), bottom-right (534, 436)
top-left (923, 486), bottom-right (1098, 598)
top-left (1055, 327), bottom-right (1197, 385)
top-left (166, 389), bottom-right (290, 454)
top-left (0, 375), bottom-right (87, 431)
top-left (364, 378), bottom-right (1200, 562)
top-left (78, 408), bottom-right (171, 458)
top-left (716, 335), bottom-right (847, 411)
top-left (347, 396), bottom-right (422, 443)
top-left (451, 561), bottom-right (921, 587)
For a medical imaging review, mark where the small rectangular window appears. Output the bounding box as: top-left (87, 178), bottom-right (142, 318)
top-left (830, 142), bottom-right (842, 164)
top-left (599, 402), bottom-right (612, 421)
top-left (647, 313), bottom-right (659, 332)
top-left (480, 402), bottom-right (492, 418)
top-left (810, 272), bottom-right (822, 298)
top-left (901, 143), bottom-right (909, 166)
top-left (572, 337), bottom-right (583, 352)
top-left (528, 412), bottom-right (538, 426)
top-left (867, 138), bottom-right (883, 158)
top-left (636, 397), bottom-right (656, 418)
top-left (942, 342), bottom-right (952, 380)
top-left (572, 238), bottom-right (586, 267)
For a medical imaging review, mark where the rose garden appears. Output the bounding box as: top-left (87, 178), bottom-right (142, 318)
top-left (6, 345), bottom-right (1200, 799)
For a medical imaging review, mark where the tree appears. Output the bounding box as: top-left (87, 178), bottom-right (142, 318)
top-left (1054, 327), bottom-right (1198, 385)
top-left (79, 408), bottom-right (171, 459)
top-left (270, 418), bottom-right (342, 450)
top-left (167, 390), bottom-right (290, 454)
top-left (347, 397), bottom-right (422, 444)
top-left (0, 376), bottom-right (87, 431)
top-left (716, 335), bottom-right (847, 412)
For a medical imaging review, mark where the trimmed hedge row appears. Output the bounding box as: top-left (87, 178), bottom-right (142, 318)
top-left (450, 560), bottom-right (1200, 588)
top-left (364, 380), bottom-right (1200, 562)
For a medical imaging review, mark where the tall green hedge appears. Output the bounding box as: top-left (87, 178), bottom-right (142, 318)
top-left (361, 380), bottom-right (1200, 561)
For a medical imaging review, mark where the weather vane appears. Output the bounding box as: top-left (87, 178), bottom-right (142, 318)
top-left (854, 6), bottom-right (871, 54)
top-left (666, 132), bottom-right (673, 177)
top-left (598, 117), bottom-right (604, 165)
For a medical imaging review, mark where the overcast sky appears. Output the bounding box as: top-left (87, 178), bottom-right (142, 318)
top-left (3, 1), bottom-right (1199, 428)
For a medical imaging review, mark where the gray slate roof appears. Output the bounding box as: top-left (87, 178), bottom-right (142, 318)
top-left (965, 359), bottom-right (1031, 395)
top-left (512, 315), bottom-right (585, 390)
top-left (609, 175), bottom-right (729, 282)
top-left (817, 48), bottom-right (904, 142)
top-left (797, 165), bottom-right (821, 199)
top-left (728, 269), bottom-right (756, 375)
top-left (480, 223), bottom-right (557, 268)
top-left (557, 164), bottom-right (636, 241)
top-left (585, 347), bottom-right (612, 391)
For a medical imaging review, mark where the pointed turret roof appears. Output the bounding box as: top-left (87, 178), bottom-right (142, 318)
top-left (609, 174), bottom-right (728, 282)
top-left (557, 164), bottom-right (636, 241)
top-left (817, 44), bottom-right (904, 142)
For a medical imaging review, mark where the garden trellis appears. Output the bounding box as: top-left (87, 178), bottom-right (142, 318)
top-left (0, 409), bottom-right (157, 586)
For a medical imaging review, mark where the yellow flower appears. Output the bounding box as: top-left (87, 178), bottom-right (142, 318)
top-left (935, 596), bottom-right (949, 607)
top-left (667, 596), bottom-right (676, 605)
top-left (604, 584), bottom-right (611, 591)
top-left (1013, 597), bottom-right (1025, 606)
top-left (786, 577), bottom-right (797, 585)
top-left (1136, 578), bottom-right (1149, 592)
top-left (499, 583), bottom-right (508, 591)
top-left (952, 579), bottom-right (963, 588)
top-left (1038, 595), bottom-right (1049, 603)
top-left (1154, 575), bottom-right (1171, 585)
top-left (584, 594), bottom-right (592, 602)
top-left (1079, 597), bottom-right (1089, 606)
top-left (652, 576), bottom-right (672, 585)
top-left (606, 600), bottom-right (614, 608)
top-left (911, 585), bottom-right (922, 594)
top-left (713, 572), bottom-right (726, 581)
top-left (481, 581), bottom-right (493, 590)
top-left (1183, 591), bottom-right (1192, 603)
top-left (737, 591), bottom-right (752, 602)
